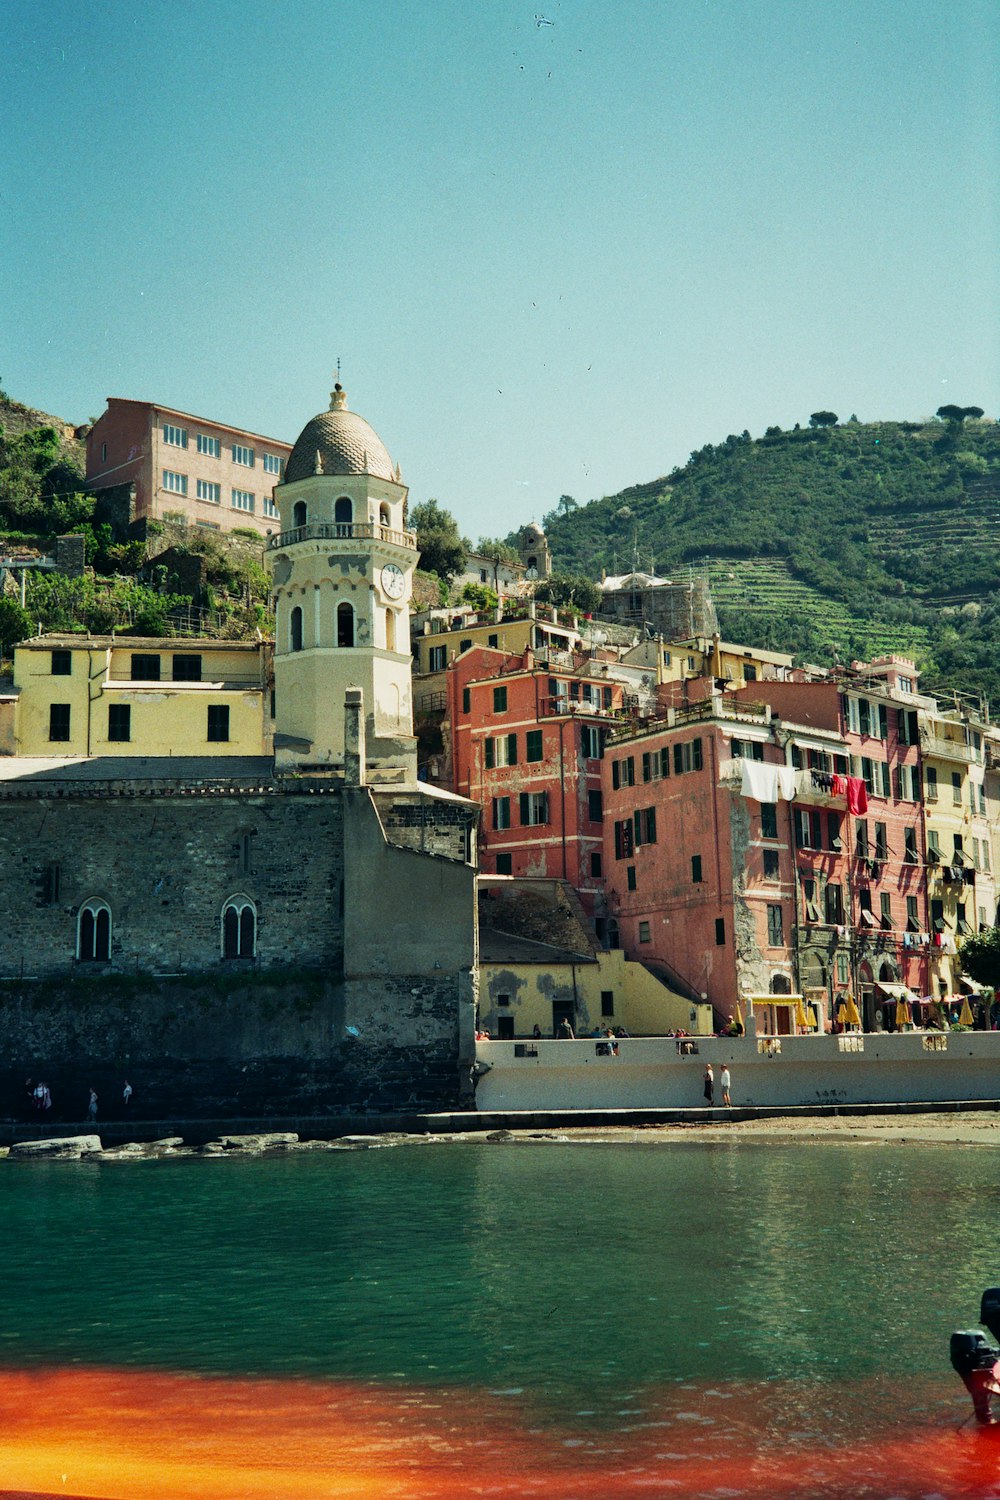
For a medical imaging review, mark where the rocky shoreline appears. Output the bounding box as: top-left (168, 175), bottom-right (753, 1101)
top-left (6, 1110), bottom-right (1000, 1160)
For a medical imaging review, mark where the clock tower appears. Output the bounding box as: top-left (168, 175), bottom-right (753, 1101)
top-left (267, 382), bottom-right (418, 779)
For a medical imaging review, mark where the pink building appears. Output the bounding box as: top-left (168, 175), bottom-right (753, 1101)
top-left (86, 398), bottom-right (291, 538)
top-left (600, 667), bottom-right (931, 1031)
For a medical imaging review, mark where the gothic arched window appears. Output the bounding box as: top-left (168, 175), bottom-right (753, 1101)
top-left (337, 602), bottom-right (355, 648)
top-left (290, 606), bottom-right (303, 652)
top-left (334, 496), bottom-right (353, 526)
top-left (78, 899), bottom-right (111, 962)
top-left (222, 897), bottom-right (256, 959)
top-left (379, 503), bottom-right (391, 528)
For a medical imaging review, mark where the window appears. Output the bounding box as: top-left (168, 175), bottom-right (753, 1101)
top-left (760, 803), bottom-right (778, 839)
top-left (492, 796), bottom-right (511, 830)
top-left (904, 827), bottom-right (917, 863)
top-left (601, 990), bottom-right (615, 1017)
top-left (262, 453), bottom-right (284, 476)
top-left (107, 704), bottom-right (130, 742)
top-left (488, 633), bottom-right (498, 648)
top-left (207, 705), bottom-right (230, 742)
top-left (519, 791), bottom-right (549, 826)
top-left (642, 750), bottom-right (652, 782)
top-left (880, 892), bottom-right (892, 930)
top-left (824, 883), bottom-right (844, 924)
top-left (590, 851), bottom-right (603, 877)
top-left (290, 607), bottom-right (303, 652)
top-left (462, 687), bottom-right (471, 714)
top-left (874, 822), bottom-right (888, 861)
top-left (731, 738), bottom-right (764, 761)
top-left (931, 898), bottom-right (946, 933)
top-left (495, 853), bottom-right (512, 875)
top-left (614, 819), bottom-right (634, 859)
top-left (980, 906), bottom-right (989, 931)
top-left (906, 896), bottom-right (920, 932)
top-left (633, 807), bottom-right (656, 846)
top-left (743, 664), bottom-right (757, 683)
top-left (101, 441), bottom-right (107, 461)
top-left (47, 649), bottom-right (72, 678)
top-left (897, 763), bottom-right (916, 801)
top-left (802, 879), bottom-right (819, 922)
top-left (429, 645), bottom-right (446, 671)
top-left (860, 757), bottom-right (875, 795)
top-left (827, 811), bottom-right (842, 851)
top-left (222, 897), bottom-right (256, 959)
top-left (263, 496), bottom-right (278, 519)
top-left (767, 904), bottom-right (784, 946)
top-left (41, 863), bottom-right (60, 905)
top-left (611, 756), bottom-right (635, 789)
top-left (626, 865), bottom-right (637, 890)
top-left (691, 854), bottom-right (703, 883)
top-left (638, 921), bottom-right (651, 943)
top-left (588, 789), bottom-right (603, 822)
top-left (49, 703), bottom-right (70, 742)
top-left (927, 828), bottom-right (941, 859)
top-left (836, 952), bottom-right (850, 984)
top-left (163, 423), bottom-right (187, 448)
top-left (232, 444), bottom-right (255, 467)
top-left (952, 771), bottom-right (962, 805)
top-left (485, 733), bottom-right (517, 769)
top-left (926, 767), bottom-right (938, 801)
top-left (231, 488), bottom-right (255, 512)
top-left (795, 808), bottom-right (822, 848)
top-left (78, 899), bottom-right (111, 962)
top-left (855, 819), bottom-right (869, 858)
top-left (763, 849), bottom-right (780, 880)
top-left (715, 917), bottom-right (726, 944)
top-left (953, 832), bottom-right (964, 861)
top-left (496, 993), bottom-right (511, 1008)
top-left (334, 496), bottom-right (352, 525)
top-left (337, 602), bottom-right (354, 647)
top-left (197, 433), bottom-right (220, 457)
top-left (673, 738), bottom-right (703, 775)
top-left (197, 480), bottom-right (221, 503)
top-left (459, 639), bottom-right (473, 654)
top-left (580, 723), bottom-right (604, 759)
top-left (493, 685), bottom-right (507, 712)
top-left (173, 654), bottom-right (202, 682)
top-left (526, 729), bottom-right (543, 761)
top-left (163, 470), bottom-right (187, 494)
top-left (858, 699), bottom-right (871, 737)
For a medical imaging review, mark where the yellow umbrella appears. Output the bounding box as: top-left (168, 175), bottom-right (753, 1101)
top-left (794, 997), bottom-right (809, 1030)
top-left (841, 994), bottom-right (862, 1028)
top-left (895, 996), bottom-right (910, 1029)
top-left (806, 1005), bottom-right (818, 1031)
top-left (734, 1000), bottom-right (744, 1032)
top-left (959, 996), bottom-right (975, 1027)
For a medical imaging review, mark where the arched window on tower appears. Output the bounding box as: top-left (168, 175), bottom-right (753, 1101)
top-left (293, 500), bottom-right (307, 528)
top-left (222, 896), bottom-right (257, 959)
top-left (337, 602), bottom-right (355, 648)
top-left (334, 496), bottom-right (353, 529)
top-left (78, 899), bottom-right (111, 962)
top-left (379, 503), bottom-right (391, 530)
top-left (290, 606), bottom-right (303, 652)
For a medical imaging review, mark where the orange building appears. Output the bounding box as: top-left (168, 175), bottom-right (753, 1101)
top-left (448, 644), bottom-right (624, 914)
top-left (86, 398), bottom-right (291, 538)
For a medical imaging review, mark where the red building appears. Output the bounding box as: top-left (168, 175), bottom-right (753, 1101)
top-left (448, 645), bottom-right (624, 914)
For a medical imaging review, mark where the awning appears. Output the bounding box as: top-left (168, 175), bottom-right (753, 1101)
top-left (744, 993), bottom-right (804, 1005)
top-left (959, 977), bottom-right (988, 994)
top-left (876, 982), bottom-right (915, 1002)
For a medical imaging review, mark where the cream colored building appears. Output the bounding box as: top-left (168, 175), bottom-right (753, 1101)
top-left (11, 637), bottom-right (271, 758)
top-left (266, 382), bottom-right (418, 778)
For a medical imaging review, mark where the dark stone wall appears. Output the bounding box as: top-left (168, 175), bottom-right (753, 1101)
top-left (0, 789), bottom-right (344, 979)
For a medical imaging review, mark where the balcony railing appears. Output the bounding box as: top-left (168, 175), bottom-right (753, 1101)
top-left (106, 671), bottom-right (264, 689)
top-left (919, 729), bottom-right (982, 764)
top-left (266, 521), bottom-right (416, 551)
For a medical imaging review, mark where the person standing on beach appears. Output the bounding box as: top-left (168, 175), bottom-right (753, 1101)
top-left (703, 1063), bottom-right (714, 1104)
top-left (721, 1065), bottom-right (732, 1107)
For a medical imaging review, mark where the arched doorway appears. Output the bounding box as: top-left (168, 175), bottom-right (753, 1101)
top-left (859, 960), bottom-right (875, 1032)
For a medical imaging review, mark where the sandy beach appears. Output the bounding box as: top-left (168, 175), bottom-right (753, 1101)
top-left (500, 1109), bottom-right (1000, 1148)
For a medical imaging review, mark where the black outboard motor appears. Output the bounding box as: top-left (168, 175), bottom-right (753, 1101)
top-left (951, 1290), bottom-right (1000, 1424)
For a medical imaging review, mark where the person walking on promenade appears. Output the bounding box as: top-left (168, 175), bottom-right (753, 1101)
top-left (703, 1063), bottom-right (714, 1104)
top-left (122, 1080), bottom-right (133, 1112)
top-left (721, 1064), bottom-right (732, 1107)
top-left (86, 1088), bottom-right (98, 1123)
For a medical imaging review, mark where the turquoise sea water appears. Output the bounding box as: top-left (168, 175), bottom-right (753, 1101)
top-left (3, 1137), bottom-right (1000, 1497)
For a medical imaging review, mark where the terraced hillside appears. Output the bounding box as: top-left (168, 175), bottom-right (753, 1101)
top-left (540, 416), bottom-right (1000, 700)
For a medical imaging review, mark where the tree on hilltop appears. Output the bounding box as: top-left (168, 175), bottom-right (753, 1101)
top-left (937, 404), bottom-right (985, 425)
top-left (808, 411), bottom-right (839, 429)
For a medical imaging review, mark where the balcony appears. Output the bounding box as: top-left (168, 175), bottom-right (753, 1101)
top-left (538, 694), bottom-right (622, 721)
top-left (919, 728), bottom-right (981, 765)
top-left (266, 521), bottom-right (416, 551)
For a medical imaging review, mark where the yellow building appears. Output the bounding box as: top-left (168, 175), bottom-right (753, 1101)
top-left (12, 636), bottom-right (271, 758)
top-left (919, 703), bottom-right (995, 996)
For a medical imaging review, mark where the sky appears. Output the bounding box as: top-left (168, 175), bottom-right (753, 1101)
top-left (3, 0), bottom-right (998, 542)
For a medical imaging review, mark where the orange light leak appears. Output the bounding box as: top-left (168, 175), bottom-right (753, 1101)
top-left (1, 1368), bottom-right (999, 1500)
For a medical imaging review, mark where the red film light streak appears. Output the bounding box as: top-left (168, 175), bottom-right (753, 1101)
top-left (1, 1368), bottom-right (999, 1499)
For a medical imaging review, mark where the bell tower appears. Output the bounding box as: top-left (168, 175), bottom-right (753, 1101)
top-left (267, 381), bottom-right (418, 779)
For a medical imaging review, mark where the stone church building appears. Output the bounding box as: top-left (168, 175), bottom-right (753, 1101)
top-left (0, 386), bottom-right (479, 1119)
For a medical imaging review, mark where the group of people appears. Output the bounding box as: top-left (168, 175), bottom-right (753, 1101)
top-left (703, 1062), bottom-right (732, 1107)
top-left (23, 1078), bottom-right (133, 1121)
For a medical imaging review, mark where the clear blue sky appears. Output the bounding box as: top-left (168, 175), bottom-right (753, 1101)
top-left (3, 0), bottom-right (997, 541)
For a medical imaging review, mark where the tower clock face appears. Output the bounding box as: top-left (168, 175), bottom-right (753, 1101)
top-left (380, 563), bottom-right (405, 600)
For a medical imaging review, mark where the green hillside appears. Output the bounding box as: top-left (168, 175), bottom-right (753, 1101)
top-left (542, 416), bottom-right (1000, 705)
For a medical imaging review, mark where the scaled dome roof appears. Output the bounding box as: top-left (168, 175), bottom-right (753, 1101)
top-left (283, 383), bottom-right (397, 485)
